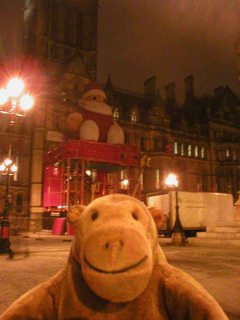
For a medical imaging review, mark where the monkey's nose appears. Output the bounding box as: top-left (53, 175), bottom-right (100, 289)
top-left (105, 240), bottom-right (124, 267)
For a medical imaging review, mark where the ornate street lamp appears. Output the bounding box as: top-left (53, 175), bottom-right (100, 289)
top-left (0, 78), bottom-right (34, 254)
top-left (165, 173), bottom-right (187, 245)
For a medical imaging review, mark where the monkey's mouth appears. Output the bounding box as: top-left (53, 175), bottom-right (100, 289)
top-left (84, 255), bottom-right (148, 274)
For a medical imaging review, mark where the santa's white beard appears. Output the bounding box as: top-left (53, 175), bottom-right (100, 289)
top-left (82, 101), bottom-right (112, 115)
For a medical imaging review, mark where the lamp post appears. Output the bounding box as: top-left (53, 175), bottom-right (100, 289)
top-left (0, 78), bottom-right (34, 254)
top-left (165, 173), bottom-right (187, 245)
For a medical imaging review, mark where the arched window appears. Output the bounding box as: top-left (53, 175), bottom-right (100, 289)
top-left (195, 146), bottom-right (198, 157)
top-left (16, 194), bottom-right (23, 213)
top-left (188, 145), bottom-right (192, 156)
top-left (113, 107), bottom-right (120, 119)
top-left (131, 110), bottom-right (137, 122)
top-left (233, 150), bottom-right (237, 160)
top-left (201, 147), bottom-right (205, 159)
top-left (181, 143), bottom-right (184, 156)
top-left (174, 142), bottom-right (178, 154)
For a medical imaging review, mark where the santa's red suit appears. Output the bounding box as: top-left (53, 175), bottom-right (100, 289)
top-left (66, 82), bottom-right (124, 144)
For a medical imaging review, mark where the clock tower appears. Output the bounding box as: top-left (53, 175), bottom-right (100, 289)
top-left (23, 0), bottom-right (98, 82)
top-left (22, 0), bottom-right (99, 228)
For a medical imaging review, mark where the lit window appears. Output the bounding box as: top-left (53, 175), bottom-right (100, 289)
top-left (131, 110), bottom-right (137, 122)
top-left (226, 149), bottom-right (230, 158)
top-left (181, 143), bottom-right (184, 156)
top-left (195, 146), bottom-right (198, 157)
top-left (233, 150), bottom-right (236, 160)
top-left (188, 145), bottom-right (192, 156)
top-left (201, 147), bottom-right (204, 159)
top-left (155, 169), bottom-right (160, 189)
top-left (174, 142), bottom-right (178, 154)
top-left (113, 107), bottom-right (119, 119)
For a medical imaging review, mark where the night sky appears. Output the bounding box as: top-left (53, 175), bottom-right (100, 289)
top-left (0, 0), bottom-right (239, 103)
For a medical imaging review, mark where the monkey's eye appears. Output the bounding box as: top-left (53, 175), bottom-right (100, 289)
top-left (132, 212), bottom-right (138, 220)
top-left (92, 96), bottom-right (97, 100)
top-left (91, 211), bottom-right (99, 221)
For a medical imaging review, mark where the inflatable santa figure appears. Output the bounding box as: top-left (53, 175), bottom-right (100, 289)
top-left (66, 82), bottom-right (124, 144)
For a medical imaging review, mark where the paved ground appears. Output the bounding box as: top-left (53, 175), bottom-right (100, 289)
top-left (0, 233), bottom-right (239, 319)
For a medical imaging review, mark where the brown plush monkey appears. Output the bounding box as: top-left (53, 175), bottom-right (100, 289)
top-left (1, 194), bottom-right (228, 320)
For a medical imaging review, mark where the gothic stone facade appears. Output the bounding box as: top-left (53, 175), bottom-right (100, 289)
top-left (105, 74), bottom-right (240, 202)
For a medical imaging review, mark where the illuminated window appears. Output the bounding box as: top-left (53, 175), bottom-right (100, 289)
top-left (131, 110), bottom-right (137, 122)
top-left (195, 146), bottom-right (198, 157)
top-left (181, 143), bottom-right (184, 156)
top-left (155, 169), bottom-right (160, 189)
top-left (113, 107), bottom-right (119, 119)
top-left (188, 145), bottom-right (192, 156)
top-left (201, 147), bottom-right (205, 159)
top-left (226, 149), bottom-right (230, 158)
top-left (174, 142), bottom-right (178, 154)
top-left (233, 150), bottom-right (236, 160)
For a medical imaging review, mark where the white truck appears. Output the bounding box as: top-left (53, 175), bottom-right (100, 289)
top-left (147, 191), bottom-right (235, 235)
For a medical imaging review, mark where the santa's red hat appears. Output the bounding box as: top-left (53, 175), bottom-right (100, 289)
top-left (82, 82), bottom-right (106, 101)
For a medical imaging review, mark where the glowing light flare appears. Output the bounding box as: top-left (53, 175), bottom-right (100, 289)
top-left (0, 163), bottom-right (6, 171)
top-left (0, 159), bottom-right (17, 174)
top-left (0, 88), bottom-right (9, 105)
top-left (10, 163), bottom-right (18, 173)
top-left (4, 159), bottom-right (12, 166)
top-left (20, 94), bottom-right (34, 110)
top-left (165, 173), bottom-right (178, 188)
top-left (6, 78), bottom-right (24, 97)
top-left (122, 179), bottom-right (129, 186)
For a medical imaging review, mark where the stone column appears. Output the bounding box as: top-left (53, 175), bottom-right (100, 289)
top-left (29, 98), bottom-right (47, 231)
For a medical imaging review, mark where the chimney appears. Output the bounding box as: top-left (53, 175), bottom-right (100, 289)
top-left (104, 74), bottom-right (115, 106)
top-left (144, 76), bottom-right (156, 97)
top-left (165, 82), bottom-right (176, 103)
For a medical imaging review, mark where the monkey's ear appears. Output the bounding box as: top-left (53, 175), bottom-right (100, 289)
top-left (148, 206), bottom-right (166, 231)
top-left (67, 205), bottom-right (86, 228)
